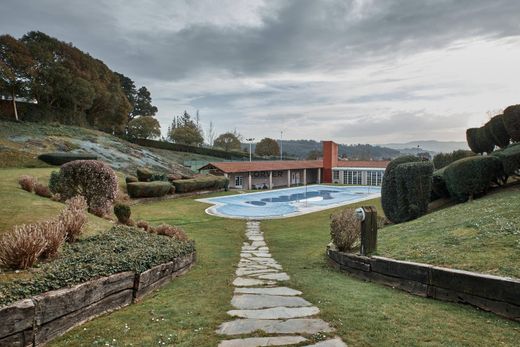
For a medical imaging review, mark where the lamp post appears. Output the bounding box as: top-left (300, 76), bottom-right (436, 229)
top-left (246, 138), bottom-right (255, 162)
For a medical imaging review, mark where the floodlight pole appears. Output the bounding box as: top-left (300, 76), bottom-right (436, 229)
top-left (246, 138), bottom-right (255, 162)
top-left (280, 131), bottom-right (283, 161)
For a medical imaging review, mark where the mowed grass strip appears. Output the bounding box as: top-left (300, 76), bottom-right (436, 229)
top-left (377, 185), bottom-right (520, 278)
top-left (50, 195), bottom-right (245, 347)
top-left (262, 198), bottom-right (520, 346)
top-left (0, 168), bottom-right (111, 236)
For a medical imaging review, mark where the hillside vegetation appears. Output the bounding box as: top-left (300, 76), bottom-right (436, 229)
top-left (0, 120), bottom-right (221, 174)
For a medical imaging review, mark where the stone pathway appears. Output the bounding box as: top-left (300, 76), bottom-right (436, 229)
top-left (217, 221), bottom-right (347, 347)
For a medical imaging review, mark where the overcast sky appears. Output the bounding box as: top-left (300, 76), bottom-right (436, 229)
top-left (2, 0), bottom-right (520, 144)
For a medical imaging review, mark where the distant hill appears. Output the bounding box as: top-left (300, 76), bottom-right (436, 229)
top-left (381, 140), bottom-right (468, 154)
top-left (245, 140), bottom-right (401, 160)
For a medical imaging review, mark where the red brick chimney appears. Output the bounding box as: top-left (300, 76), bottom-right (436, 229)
top-left (322, 141), bottom-right (338, 183)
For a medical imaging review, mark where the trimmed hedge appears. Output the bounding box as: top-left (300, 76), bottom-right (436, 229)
top-left (0, 226), bottom-right (195, 307)
top-left (381, 155), bottom-right (422, 224)
top-left (134, 138), bottom-right (251, 160)
top-left (466, 128), bottom-right (481, 154)
top-left (477, 127), bottom-right (495, 154)
top-left (432, 150), bottom-right (474, 170)
top-left (136, 167), bottom-right (153, 182)
top-left (127, 181), bottom-right (172, 198)
top-left (486, 115), bottom-right (510, 149)
top-left (172, 175), bottom-right (229, 193)
top-left (503, 105), bottom-right (520, 142)
top-left (492, 142), bottom-right (520, 176)
top-left (444, 156), bottom-right (503, 202)
top-left (125, 175), bottom-right (138, 184)
top-left (38, 152), bottom-right (98, 166)
top-left (431, 166), bottom-right (449, 199)
top-left (393, 161), bottom-right (434, 223)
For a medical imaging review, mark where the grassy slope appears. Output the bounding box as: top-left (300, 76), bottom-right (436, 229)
top-left (263, 199), bottom-right (520, 346)
top-left (0, 168), bottom-right (111, 236)
top-left (377, 185), bottom-right (520, 278)
top-left (51, 194), bottom-right (245, 347)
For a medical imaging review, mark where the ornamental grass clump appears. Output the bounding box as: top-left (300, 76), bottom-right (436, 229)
top-left (39, 219), bottom-right (66, 259)
top-left (59, 160), bottom-right (118, 216)
top-left (34, 183), bottom-right (52, 198)
top-left (59, 196), bottom-right (88, 242)
top-left (330, 208), bottom-right (360, 252)
top-left (136, 220), bottom-right (150, 231)
top-left (18, 175), bottom-right (37, 192)
top-left (0, 224), bottom-right (47, 270)
top-left (151, 224), bottom-right (189, 241)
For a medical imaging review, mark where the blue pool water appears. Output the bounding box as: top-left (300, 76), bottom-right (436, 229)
top-left (198, 185), bottom-right (381, 219)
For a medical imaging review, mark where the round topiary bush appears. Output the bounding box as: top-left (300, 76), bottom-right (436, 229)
top-left (381, 155), bottom-right (422, 224)
top-left (114, 203), bottom-right (131, 224)
top-left (443, 156), bottom-right (503, 202)
top-left (466, 128), bottom-right (481, 154)
top-left (503, 105), bottom-right (520, 142)
top-left (486, 115), bottom-right (510, 149)
top-left (477, 126), bottom-right (495, 154)
top-left (59, 160), bottom-right (118, 216)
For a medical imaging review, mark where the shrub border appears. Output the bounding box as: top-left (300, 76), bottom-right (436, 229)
top-left (326, 249), bottom-right (520, 321)
top-left (0, 252), bottom-right (196, 346)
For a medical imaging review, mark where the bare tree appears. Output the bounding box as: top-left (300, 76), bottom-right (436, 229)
top-left (207, 121), bottom-right (216, 146)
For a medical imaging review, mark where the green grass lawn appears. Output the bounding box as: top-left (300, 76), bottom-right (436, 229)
top-left (377, 185), bottom-right (520, 278)
top-left (262, 200), bottom-right (520, 346)
top-left (0, 168), bottom-right (111, 236)
top-left (50, 194), bottom-right (246, 347)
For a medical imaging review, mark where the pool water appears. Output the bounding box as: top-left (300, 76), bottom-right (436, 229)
top-left (198, 184), bottom-right (381, 219)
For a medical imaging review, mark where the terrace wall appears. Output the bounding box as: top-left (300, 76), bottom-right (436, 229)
top-left (327, 249), bottom-right (520, 321)
top-left (0, 252), bottom-right (196, 346)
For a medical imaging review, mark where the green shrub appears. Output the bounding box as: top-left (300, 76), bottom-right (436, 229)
top-left (466, 128), bottom-right (481, 154)
top-left (114, 203), bottom-right (131, 224)
top-left (432, 150), bottom-right (474, 169)
top-left (48, 171), bottom-right (61, 194)
top-left (503, 105), bottom-right (520, 142)
top-left (444, 156), bottom-right (503, 202)
top-left (486, 115), bottom-right (510, 149)
top-left (37, 152), bottom-right (98, 166)
top-left (150, 173), bottom-right (167, 181)
top-left (172, 175), bottom-right (229, 193)
top-left (381, 156), bottom-right (422, 224)
top-left (136, 167), bottom-right (153, 182)
top-left (330, 208), bottom-right (360, 251)
top-left (0, 226), bottom-right (195, 306)
top-left (394, 161), bottom-right (434, 222)
top-left (127, 181), bottom-right (172, 198)
top-left (431, 167), bottom-right (449, 199)
top-left (477, 127), bottom-right (495, 154)
top-left (492, 143), bottom-right (520, 176)
top-left (59, 160), bottom-right (118, 217)
top-left (125, 175), bottom-right (138, 184)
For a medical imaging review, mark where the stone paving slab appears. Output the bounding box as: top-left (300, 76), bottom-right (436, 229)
top-left (256, 273), bottom-right (290, 281)
top-left (234, 287), bottom-right (303, 296)
top-left (304, 337), bottom-right (348, 347)
top-left (233, 277), bottom-right (276, 287)
top-left (236, 268), bottom-right (279, 276)
top-left (228, 306), bottom-right (320, 319)
top-left (218, 336), bottom-right (308, 347)
top-left (217, 318), bottom-right (334, 335)
top-left (231, 294), bottom-right (312, 309)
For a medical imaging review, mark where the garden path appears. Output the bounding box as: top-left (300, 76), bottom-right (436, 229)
top-left (217, 221), bottom-right (347, 347)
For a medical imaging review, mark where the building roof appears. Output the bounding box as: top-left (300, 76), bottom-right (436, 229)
top-left (199, 160), bottom-right (323, 173)
top-left (199, 159), bottom-right (389, 173)
top-left (335, 160), bottom-right (389, 169)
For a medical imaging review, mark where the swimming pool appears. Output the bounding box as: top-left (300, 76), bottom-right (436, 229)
top-left (198, 184), bottom-right (381, 219)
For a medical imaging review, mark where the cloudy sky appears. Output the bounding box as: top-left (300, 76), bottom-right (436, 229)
top-left (2, 0), bottom-right (520, 144)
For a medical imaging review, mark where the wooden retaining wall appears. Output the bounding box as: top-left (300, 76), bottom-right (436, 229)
top-left (0, 252), bottom-right (195, 347)
top-left (327, 249), bottom-right (520, 321)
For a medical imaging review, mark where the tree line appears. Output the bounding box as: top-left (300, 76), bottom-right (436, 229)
top-left (0, 31), bottom-right (159, 136)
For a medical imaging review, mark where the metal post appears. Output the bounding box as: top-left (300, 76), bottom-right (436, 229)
top-left (280, 131), bottom-right (283, 161)
top-left (246, 138), bottom-right (255, 162)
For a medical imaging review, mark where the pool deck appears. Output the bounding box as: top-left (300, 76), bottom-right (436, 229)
top-left (197, 185), bottom-right (381, 220)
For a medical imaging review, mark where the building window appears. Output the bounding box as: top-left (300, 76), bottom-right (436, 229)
top-left (333, 170), bottom-right (339, 180)
top-left (235, 176), bottom-right (243, 188)
top-left (342, 170), bottom-right (362, 185)
top-left (366, 170), bottom-right (384, 186)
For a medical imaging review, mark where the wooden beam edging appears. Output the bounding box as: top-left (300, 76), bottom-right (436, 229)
top-left (326, 249), bottom-right (520, 321)
top-left (0, 252), bottom-right (196, 347)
